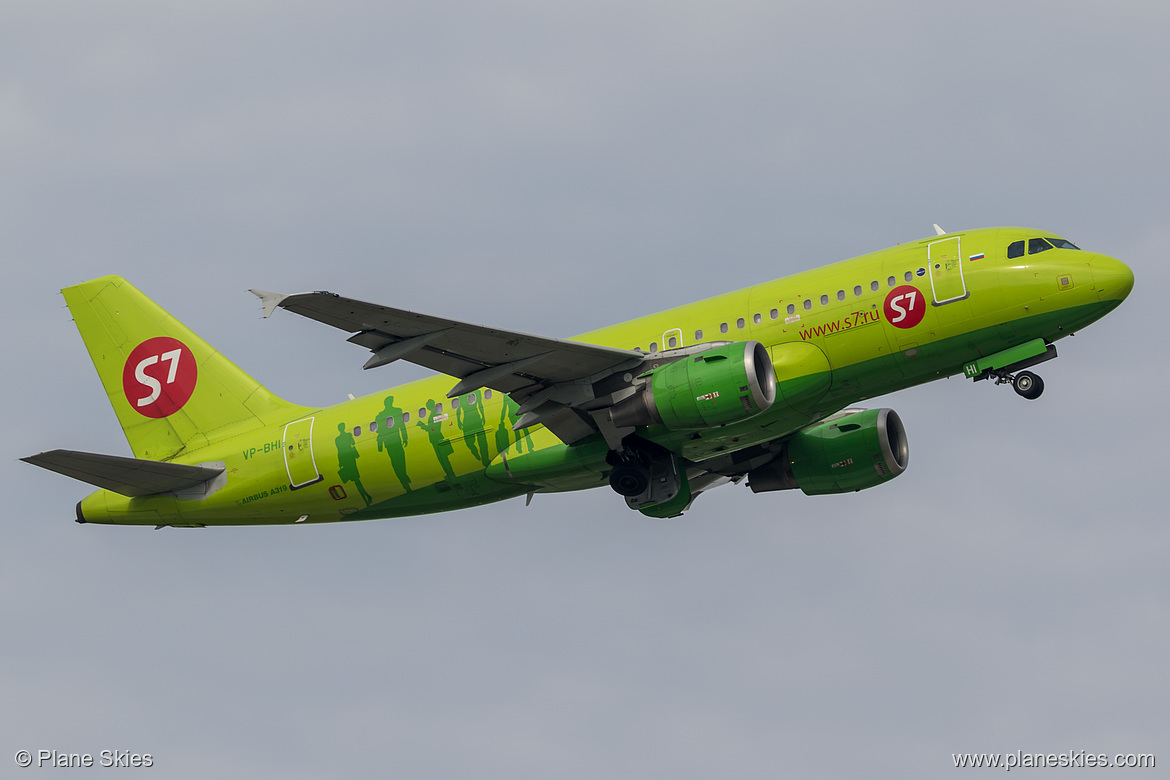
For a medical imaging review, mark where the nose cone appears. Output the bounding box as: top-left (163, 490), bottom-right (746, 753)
top-left (1094, 254), bottom-right (1135, 303)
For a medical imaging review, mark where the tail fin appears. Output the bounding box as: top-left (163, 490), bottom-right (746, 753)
top-left (63, 276), bottom-right (305, 461)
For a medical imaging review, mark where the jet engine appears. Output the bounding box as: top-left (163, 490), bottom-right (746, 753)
top-left (610, 341), bottom-right (776, 430)
top-left (748, 408), bottom-right (908, 495)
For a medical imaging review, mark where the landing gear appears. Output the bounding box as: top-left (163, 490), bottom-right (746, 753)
top-left (1012, 370), bottom-right (1044, 400)
top-left (990, 368), bottom-right (1044, 400)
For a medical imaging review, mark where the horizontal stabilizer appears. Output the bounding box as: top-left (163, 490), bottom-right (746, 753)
top-left (22, 449), bottom-right (225, 497)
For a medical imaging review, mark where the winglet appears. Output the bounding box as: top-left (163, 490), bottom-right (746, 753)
top-left (249, 289), bottom-right (289, 319)
top-left (933, 224), bottom-right (946, 236)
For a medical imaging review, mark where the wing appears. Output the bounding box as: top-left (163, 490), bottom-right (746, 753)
top-left (252, 289), bottom-right (647, 444)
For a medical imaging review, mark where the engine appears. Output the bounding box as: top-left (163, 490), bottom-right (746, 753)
top-left (610, 341), bottom-right (776, 430)
top-left (747, 408), bottom-right (909, 495)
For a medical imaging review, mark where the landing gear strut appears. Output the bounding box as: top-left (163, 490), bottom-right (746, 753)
top-left (991, 369), bottom-right (1044, 400)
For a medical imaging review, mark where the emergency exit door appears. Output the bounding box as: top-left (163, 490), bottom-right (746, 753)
top-left (283, 417), bottom-right (322, 489)
top-left (927, 237), bottom-right (969, 304)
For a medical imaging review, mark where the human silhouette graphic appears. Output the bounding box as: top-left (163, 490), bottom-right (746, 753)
top-left (335, 422), bottom-right (373, 507)
top-left (376, 395), bottom-right (411, 493)
top-left (417, 399), bottom-right (457, 480)
top-left (456, 392), bottom-right (492, 468)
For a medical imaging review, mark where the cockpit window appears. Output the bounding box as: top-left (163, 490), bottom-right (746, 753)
top-left (1028, 238), bottom-right (1054, 255)
top-left (1007, 240), bottom-right (1024, 259)
top-left (1046, 237), bottom-right (1080, 250)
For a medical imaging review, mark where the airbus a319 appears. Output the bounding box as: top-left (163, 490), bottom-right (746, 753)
top-left (24, 226), bottom-right (1134, 526)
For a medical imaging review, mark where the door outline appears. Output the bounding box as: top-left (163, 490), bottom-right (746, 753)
top-left (662, 328), bottom-right (684, 350)
top-left (927, 237), bottom-right (970, 305)
top-left (284, 417), bottom-right (323, 490)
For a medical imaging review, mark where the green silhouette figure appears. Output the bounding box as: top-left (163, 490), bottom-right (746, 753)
top-left (498, 396), bottom-right (533, 454)
top-left (376, 395), bottom-right (411, 493)
top-left (335, 422), bottom-right (373, 507)
top-left (417, 399), bottom-right (457, 480)
top-left (456, 393), bottom-right (492, 468)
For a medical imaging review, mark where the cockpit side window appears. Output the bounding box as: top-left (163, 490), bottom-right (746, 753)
top-left (1007, 240), bottom-right (1024, 259)
top-left (1028, 237), bottom-right (1054, 255)
top-left (1046, 237), bottom-right (1080, 250)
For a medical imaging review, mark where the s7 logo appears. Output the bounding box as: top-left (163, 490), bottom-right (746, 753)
top-left (121, 338), bottom-right (198, 418)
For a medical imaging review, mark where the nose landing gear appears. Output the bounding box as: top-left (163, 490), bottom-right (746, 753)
top-left (991, 368), bottom-right (1044, 399)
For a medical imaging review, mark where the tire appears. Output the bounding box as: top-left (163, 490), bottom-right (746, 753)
top-left (1013, 371), bottom-right (1044, 400)
top-left (609, 463), bottom-right (650, 497)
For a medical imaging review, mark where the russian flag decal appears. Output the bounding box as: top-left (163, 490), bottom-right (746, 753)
top-left (968, 252), bottom-right (985, 261)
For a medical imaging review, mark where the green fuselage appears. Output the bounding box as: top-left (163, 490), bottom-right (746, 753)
top-left (79, 227), bottom-right (1133, 526)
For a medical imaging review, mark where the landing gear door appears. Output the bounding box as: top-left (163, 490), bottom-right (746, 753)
top-left (927, 237), bottom-right (969, 305)
top-left (284, 417), bottom-right (323, 489)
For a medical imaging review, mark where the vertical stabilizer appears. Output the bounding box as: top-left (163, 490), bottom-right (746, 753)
top-left (63, 276), bottom-right (305, 461)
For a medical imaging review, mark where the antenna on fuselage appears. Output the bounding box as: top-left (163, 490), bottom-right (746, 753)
top-left (933, 224), bottom-right (946, 236)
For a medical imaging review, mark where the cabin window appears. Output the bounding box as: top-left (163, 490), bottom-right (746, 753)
top-left (695, 329), bottom-right (703, 340)
top-left (751, 313), bottom-right (760, 325)
top-left (650, 342), bottom-right (658, 352)
top-left (467, 393), bottom-right (476, 405)
top-left (837, 290), bottom-right (845, 301)
top-left (720, 322), bottom-right (729, 333)
top-left (905, 271), bottom-right (913, 282)
top-left (854, 285), bottom-right (862, 297)
top-left (353, 426), bottom-right (361, 436)
top-left (668, 335), bottom-right (678, 348)
top-left (803, 299), bottom-right (812, 310)
top-left (402, 411), bottom-right (410, 423)
top-left (820, 294), bottom-right (828, 306)
top-left (871, 280), bottom-right (879, 292)
top-left (385, 416), bottom-right (395, 428)
top-left (787, 304), bottom-right (795, 315)
top-left (418, 407), bottom-right (427, 419)
top-left (451, 398), bottom-right (459, 409)
top-left (370, 420), bottom-right (378, 432)
top-left (734, 318), bottom-right (743, 329)
top-left (769, 308), bottom-right (778, 320)
top-left (887, 275), bottom-right (896, 287)
top-left (484, 389), bottom-right (492, 400)
top-left (1008, 240), bottom-right (1025, 258)
top-left (1029, 237), bottom-right (1054, 255)
top-left (434, 402), bottom-right (443, 415)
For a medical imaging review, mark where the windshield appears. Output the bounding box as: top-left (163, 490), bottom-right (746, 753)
top-left (1045, 237), bottom-right (1080, 250)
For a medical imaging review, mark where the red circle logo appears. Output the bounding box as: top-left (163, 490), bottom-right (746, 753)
top-left (122, 337), bottom-right (198, 418)
top-left (883, 285), bottom-right (926, 329)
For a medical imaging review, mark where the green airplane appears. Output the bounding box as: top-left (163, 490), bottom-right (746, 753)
top-left (23, 226), bottom-right (1133, 526)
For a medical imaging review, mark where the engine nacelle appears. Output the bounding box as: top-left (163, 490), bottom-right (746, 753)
top-left (610, 341), bottom-right (776, 430)
top-left (748, 408), bottom-right (909, 495)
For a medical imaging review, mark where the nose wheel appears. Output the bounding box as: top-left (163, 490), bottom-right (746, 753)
top-left (992, 369), bottom-right (1044, 399)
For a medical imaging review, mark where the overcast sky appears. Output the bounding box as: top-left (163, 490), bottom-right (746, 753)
top-left (3, 2), bottom-right (1167, 777)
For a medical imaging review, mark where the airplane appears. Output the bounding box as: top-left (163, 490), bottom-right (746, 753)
top-left (23, 226), bottom-right (1133, 527)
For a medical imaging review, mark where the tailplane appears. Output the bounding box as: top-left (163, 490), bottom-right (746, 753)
top-left (62, 276), bottom-right (304, 461)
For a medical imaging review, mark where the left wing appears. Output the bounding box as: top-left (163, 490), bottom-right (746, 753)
top-left (252, 289), bottom-right (649, 444)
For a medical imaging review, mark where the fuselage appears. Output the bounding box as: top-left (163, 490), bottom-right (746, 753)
top-left (78, 227), bottom-right (1133, 526)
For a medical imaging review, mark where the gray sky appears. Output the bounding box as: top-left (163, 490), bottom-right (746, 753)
top-left (3, 2), bottom-right (1167, 777)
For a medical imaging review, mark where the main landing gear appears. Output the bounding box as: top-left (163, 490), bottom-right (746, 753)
top-left (991, 369), bottom-right (1044, 400)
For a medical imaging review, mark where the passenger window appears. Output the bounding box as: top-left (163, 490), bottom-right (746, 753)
top-left (820, 294), bottom-right (828, 306)
top-left (753, 313), bottom-right (761, 324)
top-left (1007, 240), bottom-right (1025, 259)
top-left (451, 398), bottom-right (459, 409)
top-left (418, 407), bottom-right (427, 419)
top-left (402, 412), bottom-right (410, 423)
top-left (468, 393), bottom-right (477, 405)
top-left (484, 389), bottom-right (492, 400)
top-left (434, 402), bottom-right (443, 415)
top-left (887, 276), bottom-right (896, 287)
top-left (370, 420), bottom-right (378, 432)
top-left (787, 304), bottom-right (795, 315)
top-left (668, 335), bottom-right (677, 348)
top-left (353, 426), bottom-right (361, 436)
top-left (736, 318), bottom-right (745, 329)
top-left (853, 285), bottom-right (862, 297)
top-left (803, 299), bottom-right (812, 310)
top-left (650, 342), bottom-right (658, 352)
top-left (694, 329), bottom-right (703, 340)
top-left (769, 308), bottom-right (778, 320)
top-left (1029, 237), bottom-right (1054, 254)
top-left (870, 280), bottom-right (879, 292)
top-left (836, 290), bottom-right (845, 301)
top-left (720, 322), bottom-right (729, 333)
top-left (386, 416), bottom-right (395, 428)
